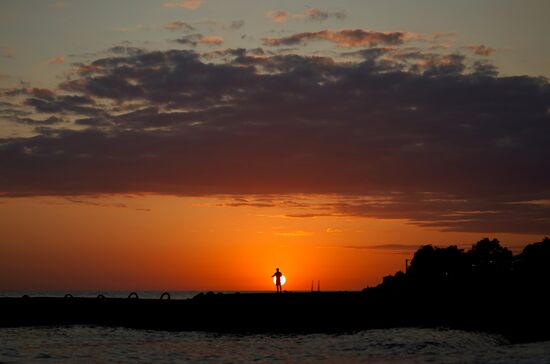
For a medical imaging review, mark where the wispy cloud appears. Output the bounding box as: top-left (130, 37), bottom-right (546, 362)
top-left (13, 116), bottom-right (66, 126)
top-left (1, 47), bottom-right (14, 58)
top-left (191, 19), bottom-right (245, 31)
top-left (175, 34), bottom-right (223, 46)
top-left (266, 8), bottom-right (346, 23)
top-left (114, 24), bottom-right (155, 34)
top-left (200, 36), bottom-right (223, 45)
top-left (266, 10), bottom-right (291, 23)
top-left (63, 197), bottom-right (151, 211)
top-left (164, 20), bottom-right (195, 31)
top-left (302, 8), bottom-right (346, 21)
top-left (45, 56), bottom-right (65, 65)
top-left (464, 44), bottom-right (495, 56)
top-left (51, 0), bottom-right (66, 9)
top-left (163, 0), bottom-right (202, 10)
top-left (228, 20), bottom-right (245, 30)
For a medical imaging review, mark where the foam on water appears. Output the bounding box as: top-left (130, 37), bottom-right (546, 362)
top-left (1, 326), bottom-right (549, 363)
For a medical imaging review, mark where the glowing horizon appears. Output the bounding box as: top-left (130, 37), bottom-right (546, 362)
top-left (0, 195), bottom-right (542, 291)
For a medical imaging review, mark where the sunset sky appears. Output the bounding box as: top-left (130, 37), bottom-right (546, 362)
top-left (1, 0), bottom-right (549, 291)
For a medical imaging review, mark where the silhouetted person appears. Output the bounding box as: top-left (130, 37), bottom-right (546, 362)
top-left (272, 268), bottom-right (283, 293)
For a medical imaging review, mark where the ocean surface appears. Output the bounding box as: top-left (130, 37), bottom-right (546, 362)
top-left (1, 292), bottom-right (550, 362)
top-left (1, 326), bottom-right (550, 363)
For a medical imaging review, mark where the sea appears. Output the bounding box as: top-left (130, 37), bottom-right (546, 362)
top-left (1, 291), bottom-right (549, 363)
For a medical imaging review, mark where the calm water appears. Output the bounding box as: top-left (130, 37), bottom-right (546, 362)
top-left (1, 326), bottom-right (550, 363)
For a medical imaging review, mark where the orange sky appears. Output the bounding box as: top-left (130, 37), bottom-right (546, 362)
top-left (1, 2), bottom-right (549, 292)
top-left (0, 195), bottom-right (540, 291)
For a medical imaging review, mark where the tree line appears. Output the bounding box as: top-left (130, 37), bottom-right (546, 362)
top-left (366, 237), bottom-right (550, 296)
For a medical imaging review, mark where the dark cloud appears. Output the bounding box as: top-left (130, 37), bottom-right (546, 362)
top-left (20, 89), bottom-right (99, 116)
top-left (266, 8), bottom-right (346, 23)
top-left (219, 201), bottom-right (277, 208)
top-left (108, 46), bottom-right (146, 56)
top-left (472, 61), bottom-right (499, 77)
top-left (465, 44), bottom-right (495, 56)
top-left (174, 34), bottom-right (224, 47)
top-left (62, 197), bottom-right (150, 211)
top-left (321, 197), bottom-right (550, 234)
top-left (14, 116), bottom-right (65, 126)
top-left (174, 34), bottom-right (201, 47)
top-left (0, 40), bottom-right (549, 233)
top-left (263, 29), bottom-right (406, 48)
top-left (303, 8), bottom-right (346, 21)
top-left (164, 20), bottom-right (195, 31)
top-left (229, 20), bottom-right (245, 30)
top-left (214, 196), bottom-right (326, 210)
top-left (0, 100), bottom-right (30, 121)
top-left (189, 19), bottom-right (244, 32)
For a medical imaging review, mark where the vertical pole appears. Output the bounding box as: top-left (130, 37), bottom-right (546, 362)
top-left (317, 280), bottom-right (320, 292)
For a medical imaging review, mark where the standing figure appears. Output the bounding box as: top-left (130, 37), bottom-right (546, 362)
top-left (272, 268), bottom-right (283, 293)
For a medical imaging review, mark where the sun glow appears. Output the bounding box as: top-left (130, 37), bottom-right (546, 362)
top-left (273, 275), bottom-right (286, 286)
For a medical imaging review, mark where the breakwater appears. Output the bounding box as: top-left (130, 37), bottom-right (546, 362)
top-left (1, 291), bottom-right (549, 344)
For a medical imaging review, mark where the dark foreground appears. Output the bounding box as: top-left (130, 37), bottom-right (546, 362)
top-left (1, 291), bottom-right (549, 344)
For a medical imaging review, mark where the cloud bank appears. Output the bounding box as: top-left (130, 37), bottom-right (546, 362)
top-left (263, 29), bottom-right (406, 48)
top-left (1, 31), bottom-right (549, 234)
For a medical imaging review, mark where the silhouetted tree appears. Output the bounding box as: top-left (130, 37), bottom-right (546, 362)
top-left (407, 244), bottom-right (467, 287)
top-left (514, 237), bottom-right (550, 285)
top-left (379, 271), bottom-right (407, 297)
top-left (467, 238), bottom-right (512, 279)
top-left (367, 237), bottom-right (547, 304)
